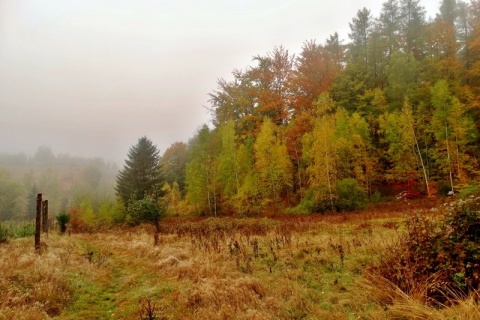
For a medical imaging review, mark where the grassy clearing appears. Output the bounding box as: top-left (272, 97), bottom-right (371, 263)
top-left (0, 200), bottom-right (478, 319)
top-left (0, 220), bottom-right (36, 240)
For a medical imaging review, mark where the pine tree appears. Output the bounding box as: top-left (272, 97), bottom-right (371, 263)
top-left (115, 136), bottom-right (162, 205)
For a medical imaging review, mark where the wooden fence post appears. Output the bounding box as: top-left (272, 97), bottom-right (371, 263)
top-left (35, 193), bottom-right (42, 252)
top-left (42, 200), bottom-right (49, 236)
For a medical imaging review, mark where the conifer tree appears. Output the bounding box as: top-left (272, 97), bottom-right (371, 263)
top-left (115, 136), bottom-right (162, 205)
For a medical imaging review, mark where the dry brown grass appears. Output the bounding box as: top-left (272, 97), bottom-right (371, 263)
top-left (0, 201), bottom-right (477, 319)
top-left (361, 272), bottom-right (480, 320)
top-left (0, 237), bottom-right (78, 319)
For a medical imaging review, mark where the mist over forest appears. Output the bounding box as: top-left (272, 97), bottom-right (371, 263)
top-left (2, 1), bottom-right (480, 318)
top-left (2, 0), bottom-right (480, 221)
top-left (0, 147), bottom-right (117, 220)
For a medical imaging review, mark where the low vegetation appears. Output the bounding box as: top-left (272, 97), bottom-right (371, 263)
top-left (370, 197), bottom-right (480, 307)
top-left (0, 197), bottom-right (478, 319)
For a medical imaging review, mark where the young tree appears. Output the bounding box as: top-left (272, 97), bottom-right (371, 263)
top-left (185, 125), bottom-right (220, 215)
top-left (379, 109), bottom-right (419, 183)
top-left (217, 120), bottom-right (241, 211)
top-left (430, 80), bottom-right (477, 189)
top-left (304, 94), bottom-right (338, 212)
top-left (115, 136), bottom-right (162, 206)
top-left (400, 99), bottom-right (432, 195)
top-left (254, 118), bottom-right (293, 212)
top-left (127, 194), bottom-right (166, 246)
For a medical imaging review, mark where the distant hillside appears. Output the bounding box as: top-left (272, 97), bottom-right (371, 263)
top-left (0, 147), bottom-right (118, 220)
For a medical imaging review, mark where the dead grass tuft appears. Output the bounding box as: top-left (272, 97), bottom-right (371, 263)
top-left (0, 237), bottom-right (75, 318)
top-left (183, 277), bottom-right (268, 318)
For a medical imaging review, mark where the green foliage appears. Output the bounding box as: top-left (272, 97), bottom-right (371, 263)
top-left (335, 178), bottom-right (367, 211)
top-left (370, 190), bottom-right (381, 203)
top-left (185, 125), bottom-right (218, 215)
top-left (286, 187), bottom-right (331, 214)
top-left (384, 52), bottom-right (418, 110)
top-left (289, 179), bottom-right (369, 214)
top-left (116, 136), bottom-right (163, 206)
top-left (56, 212), bottom-right (70, 234)
top-left (97, 201), bottom-right (118, 224)
top-left (254, 118), bottom-right (293, 211)
top-left (459, 184), bottom-right (480, 199)
top-left (0, 221), bottom-right (35, 239)
top-left (12, 223), bottom-right (35, 238)
top-left (126, 195), bottom-right (166, 229)
top-left (160, 141), bottom-right (188, 192)
top-left (374, 198), bottom-right (480, 304)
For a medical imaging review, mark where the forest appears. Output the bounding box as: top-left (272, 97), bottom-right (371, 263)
top-left (169, 0), bottom-right (480, 216)
top-left (1, 1), bottom-right (480, 318)
top-left (1, 0), bottom-right (480, 222)
top-left (0, 147), bottom-right (117, 222)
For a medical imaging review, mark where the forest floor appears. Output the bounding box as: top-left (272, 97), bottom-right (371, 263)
top-left (1, 197), bottom-right (478, 319)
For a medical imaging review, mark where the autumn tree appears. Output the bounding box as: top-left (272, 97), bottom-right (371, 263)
top-left (185, 125), bottom-right (220, 215)
top-left (160, 141), bottom-right (188, 192)
top-left (209, 69), bottom-right (257, 137)
top-left (292, 40), bottom-right (339, 114)
top-left (217, 120), bottom-right (241, 212)
top-left (303, 94), bottom-right (338, 212)
top-left (335, 110), bottom-right (378, 194)
top-left (248, 46), bottom-right (295, 127)
top-left (430, 79), bottom-right (477, 189)
top-left (466, 0), bottom-right (480, 103)
top-left (254, 118), bottom-right (293, 212)
top-left (401, 99), bottom-right (432, 195)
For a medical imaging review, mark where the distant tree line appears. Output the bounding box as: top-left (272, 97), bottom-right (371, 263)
top-left (0, 147), bottom-right (117, 221)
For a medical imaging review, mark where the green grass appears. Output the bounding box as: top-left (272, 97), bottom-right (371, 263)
top-left (0, 220), bottom-right (35, 239)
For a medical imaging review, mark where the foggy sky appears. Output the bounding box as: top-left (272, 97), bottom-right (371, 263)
top-left (0, 0), bottom-right (440, 164)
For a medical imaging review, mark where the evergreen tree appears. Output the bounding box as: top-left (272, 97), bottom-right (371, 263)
top-left (115, 136), bottom-right (162, 205)
top-left (400, 0), bottom-right (427, 58)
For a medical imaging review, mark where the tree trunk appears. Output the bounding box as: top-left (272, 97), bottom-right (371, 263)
top-left (445, 121), bottom-right (454, 193)
top-left (324, 139), bottom-right (335, 212)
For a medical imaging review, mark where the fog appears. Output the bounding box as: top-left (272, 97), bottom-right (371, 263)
top-left (0, 0), bottom-right (440, 164)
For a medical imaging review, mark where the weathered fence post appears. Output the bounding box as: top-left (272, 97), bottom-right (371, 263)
top-left (42, 200), bottom-right (49, 236)
top-left (35, 193), bottom-right (42, 252)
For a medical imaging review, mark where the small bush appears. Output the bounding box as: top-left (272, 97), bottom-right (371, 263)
top-left (370, 190), bottom-right (381, 203)
top-left (288, 180), bottom-right (367, 214)
top-left (56, 212), bottom-right (70, 234)
top-left (371, 197), bottom-right (480, 305)
top-left (335, 178), bottom-right (367, 212)
top-left (13, 223), bottom-right (35, 238)
top-left (459, 184), bottom-right (480, 199)
top-left (286, 189), bottom-right (320, 214)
